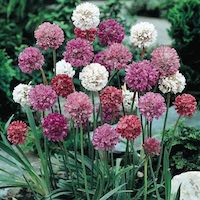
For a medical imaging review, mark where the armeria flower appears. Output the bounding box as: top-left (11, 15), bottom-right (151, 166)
top-left (72, 2), bottom-right (100, 30)
top-left (74, 27), bottom-right (97, 42)
top-left (151, 46), bottom-right (180, 77)
top-left (116, 115), bottom-right (141, 140)
top-left (125, 60), bottom-right (159, 92)
top-left (130, 22), bottom-right (157, 48)
top-left (63, 38), bottom-right (94, 67)
top-left (34, 22), bottom-right (64, 50)
top-left (138, 92), bottom-right (166, 122)
top-left (65, 92), bottom-right (93, 126)
top-left (97, 19), bottom-right (125, 46)
top-left (42, 113), bottom-right (67, 142)
top-left (92, 124), bottom-right (119, 150)
top-left (143, 137), bottom-right (160, 156)
top-left (79, 63), bottom-right (109, 91)
top-left (28, 84), bottom-right (57, 111)
top-left (56, 59), bottom-right (75, 78)
top-left (18, 47), bottom-right (44, 74)
top-left (7, 121), bottom-right (28, 145)
top-left (51, 74), bottom-right (74, 98)
top-left (174, 93), bottom-right (197, 117)
top-left (12, 84), bottom-right (32, 107)
top-left (159, 71), bottom-right (186, 94)
top-left (93, 50), bottom-right (108, 68)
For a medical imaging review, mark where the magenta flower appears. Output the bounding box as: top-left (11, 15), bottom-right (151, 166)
top-left (42, 113), bottom-right (67, 142)
top-left (63, 38), bottom-right (94, 67)
top-left (34, 22), bottom-right (64, 50)
top-left (138, 92), bottom-right (166, 122)
top-left (151, 46), bottom-right (180, 77)
top-left (18, 47), bottom-right (44, 74)
top-left (92, 124), bottom-right (119, 150)
top-left (143, 137), bottom-right (160, 156)
top-left (93, 50), bottom-right (108, 69)
top-left (125, 60), bottom-right (159, 92)
top-left (28, 84), bottom-right (57, 111)
top-left (74, 27), bottom-right (97, 42)
top-left (97, 19), bottom-right (125, 46)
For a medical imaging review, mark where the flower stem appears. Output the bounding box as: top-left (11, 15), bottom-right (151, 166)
top-left (144, 157), bottom-right (148, 200)
top-left (53, 49), bottom-right (56, 75)
top-left (40, 68), bottom-right (48, 85)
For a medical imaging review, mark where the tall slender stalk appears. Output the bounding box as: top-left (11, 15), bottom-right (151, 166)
top-left (144, 157), bottom-right (148, 200)
top-left (53, 49), bottom-right (56, 75)
top-left (40, 68), bottom-right (48, 85)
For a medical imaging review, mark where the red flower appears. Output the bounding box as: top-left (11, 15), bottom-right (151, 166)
top-left (143, 137), bottom-right (160, 156)
top-left (74, 28), bottom-right (97, 42)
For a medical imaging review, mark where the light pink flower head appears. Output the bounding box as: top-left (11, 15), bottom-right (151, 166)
top-left (18, 47), bottom-right (44, 74)
top-left (143, 137), bottom-right (160, 156)
top-left (138, 92), bottom-right (166, 122)
top-left (34, 22), bottom-right (64, 50)
top-left (151, 46), bottom-right (180, 77)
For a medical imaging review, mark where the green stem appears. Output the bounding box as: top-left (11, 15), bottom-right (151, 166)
top-left (91, 92), bottom-right (96, 129)
top-left (144, 157), bottom-right (148, 200)
top-left (40, 68), bottom-right (48, 85)
top-left (130, 92), bottom-right (137, 114)
top-left (57, 97), bottom-right (62, 114)
top-left (53, 49), bottom-right (56, 75)
top-left (107, 70), bottom-right (119, 85)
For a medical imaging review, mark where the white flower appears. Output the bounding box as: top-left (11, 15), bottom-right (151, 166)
top-left (159, 71), bottom-right (186, 94)
top-left (79, 63), bottom-right (109, 91)
top-left (56, 59), bottom-right (75, 78)
top-left (12, 84), bottom-right (32, 107)
top-left (130, 22), bottom-right (157, 48)
top-left (72, 2), bottom-right (100, 30)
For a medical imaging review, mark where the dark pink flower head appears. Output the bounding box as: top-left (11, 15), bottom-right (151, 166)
top-left (138, 92), bottom-right (166, 122)
top-left (42, 113), bottom-right (67, 142)
top-left (174, 93), bottom-right (197, 117)
top-left (34, 22), bottom-right (64, 50)
top-left (65, 92), bottom-right (93, 126)
top-left (7, 121), bottom-right (28, 145)
top-left (63, 38), bottom-right (94, 67)
top-left (93, 50), bottom-right (108, 69)
top-left (125, 60), bottom-right (159, 92)
top-left (116, 115), bottom-right (141, 140)
top-left (97, 19), bottom-right (125, 46)
top-left (143, 137), bottom-right (160, 156)
top-left (51, 74), bottom-right (74, 98)
top-left (151, 46), bottom-right (180, 77)
top-left (92, 124), bottom-right (119, 150)
top-left (74, 27), bottom-right (97, 42)
top-left (18, 47), bottom-right (44, 74)
top-left (28, 84), bottom-right (57, 111)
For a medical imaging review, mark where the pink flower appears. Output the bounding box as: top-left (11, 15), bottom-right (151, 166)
top-left (51, 74), bottom-right (74, 98)
top-left (97, 19), bottom-right (125, 46)
top-left (63, 38), bottom-right (94, 67)
top-left (151, 46), bottom-right (180, 77)
top-left (174, 93), bottom-right (197, 117)
top-left (34, 22), bottom-right (64, 50)
top-left (92, 124), bottom-right (119, 150)
top-left (74, 27), bottom-right (97, 42)
top-left (28, 84), bottom-right (57, 111)
top-left (7, 121), bottom-right (28, 145)
top-left (18, 47), bottom-right (44, 74)
top-left (93, 50), bottom-right (108, 68)
top-left (125, 60), bottom-right (159, 92)
top-left (116, 115), bottom-right (141, 140)
top-left (42, 113), bottom-right (67, 142)
top-left (65, 92), bottom-right (93, 126)
top-left (138, 92), bottom-right (166, 122)
top-left (143, 137), bottom-right (160, 156)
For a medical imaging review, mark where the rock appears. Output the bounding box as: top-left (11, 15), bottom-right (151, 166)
top-left (171, 171), bottom-right (200, 200)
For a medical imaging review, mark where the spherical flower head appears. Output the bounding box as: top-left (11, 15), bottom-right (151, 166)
top-left (28, 84), bottom-right (57, 111)
top-left (56, 59), bottom-right (75, 78)
top-left (63, 38), bottom-right (94, 67)
top-left (93, 50), bottom-right (108, 69)
top-left (92, 124), bottom-right (119, 150)
top-left (65, 92), bottom-right (93, 126)
top-left (72, 2), bottom-right (100, 30)
top-left (143, 137), bottom-right (160, 156)
top-left (116, 115), bottom-right (141, 140)
top-left (151, 46), bottom-right (180, 77)
top-left (74, 27), bottom-right (97, 42)
top-left (138, 92), bottom-right (166, 122)
top-left (12, 84), bottom-right (32, 107)
top-left (130, 22), bottom-right (157, 48)
top-left (159, 71), bottom-right (186, 94)
top-left (18, 47), bottom-right (44, 74)
top-left (51, 74), bottom-right (74, 98)
top-left (174, 93), bottom-right (197, 117)
top-left (125, 60), bottom-right (159, 92)
top-left (42, 113), bottom-right (67, 142)
top-left (7, 121), bottom-right (28, 145)
top-left (79, 63), bottom-right (109, 91)
top-left (97, 19), bottom-right (125, 46)
top-left (34, 22), bottom-right (64, 50)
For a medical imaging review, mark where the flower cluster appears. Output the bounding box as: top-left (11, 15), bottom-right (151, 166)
top-left (56, 60), bottom-right (75, 78)
top-left (143, 137), bottom-right (160, 156)
top-left (74, 28), bottom-right (97, 42)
